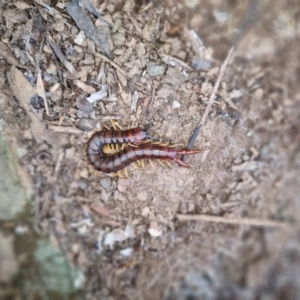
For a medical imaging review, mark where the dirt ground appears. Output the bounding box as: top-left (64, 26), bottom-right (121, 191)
top-left (0, 0), bottom-right (300, 299)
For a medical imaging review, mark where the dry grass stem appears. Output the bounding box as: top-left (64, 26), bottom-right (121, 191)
top-left (198, 47), bottom-right (234, 127)
top-left (96, 53), bottom-right (127, 76)
top-left (176, 213), bottom-right (290, 229)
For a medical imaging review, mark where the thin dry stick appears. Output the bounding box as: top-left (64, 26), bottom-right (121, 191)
top-left (200, 47), bottom-right (234, 127)
top-left (145, 86), bottom-right (156, 118)
top-left (176, 213), bottom-right (290, 229)
top-left (127, 12), bottom-right (142, 36)
top-left (36, 35), bottom-right (50, 116)
top-left (183, 47), bottom-right (234, 160)
top-left (96, 53), bottom-right (127, 76)
top-left (184, 1), bottom-right (259, 156)
top-left (48, 124), bottom-right (82, 135)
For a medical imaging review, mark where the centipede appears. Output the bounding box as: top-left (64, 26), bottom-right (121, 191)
top-left (87, 128), bottom-right (199, 173)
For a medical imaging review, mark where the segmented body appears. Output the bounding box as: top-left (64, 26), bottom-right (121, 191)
top-left (87, 128), bottom-right (199, 173)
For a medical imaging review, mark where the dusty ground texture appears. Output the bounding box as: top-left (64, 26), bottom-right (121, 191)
top-left (0, 0), bottom-right (300, 299)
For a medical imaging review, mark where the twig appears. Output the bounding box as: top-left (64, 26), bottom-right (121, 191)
top-left (96, 52), bottom-right (127, 76)
top-left (35, 34), bottom-right (50, 116)
top-left (48, 124), bottom-right (82, 135)
top-left (46, 35), bottom-right (77, 74)
top-left (233, 0), bottom-right (259, 47)
top-left (53, 149), bottom-right (65, 182)
top-left (183, 47), bottom-right (234, 159)
top-left (127, 12), bottom-right (142, 36)
top-left (176, 213), bottom-right (290, 229)
top-left (184, 0), bottom-right (259, 158)
top-left (199, 47), bottom-right (234, 128)
top-left (145, 86), bottom-right (156, 119)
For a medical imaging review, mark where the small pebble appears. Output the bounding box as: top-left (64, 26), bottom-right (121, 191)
top-left (147, 62), bottom-right (166, 77)
top-left (100, 177), bottom-right (112, 191)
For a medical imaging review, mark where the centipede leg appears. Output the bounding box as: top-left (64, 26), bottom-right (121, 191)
top-left (166, 161), bottom-right (172, 169)
top-left (137, 159), bottom-right (145, 168)
top-left (128, 143), bottom-right (138, 147)
top-left (117, 170), bottom-right (126, 178)
top-left (169, 143), bottom-right (184, 148)
top-left (109, 172), bottom-right (119, 177)
top-left (149, 159), bottom-right (155, 168)
top-left (124, 167), bottom-right (129, 178)
top-left (132, 162), bottom-right (139, 169)
top-left (152, 140), bottom-right (164, 145)
top-left (110, 119), bottom-right (122, 130)
top-left (157, 159), bottom-right (165, 167)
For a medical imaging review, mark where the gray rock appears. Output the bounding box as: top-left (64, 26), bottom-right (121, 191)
top-left (100, 177), bottom-right (112, 191)
top-left (111, 32), bottom-right (126, 46)
top-left (147, 61), bottom-right (166, 77)
top-left (192, 56), bottom-right (212, 71)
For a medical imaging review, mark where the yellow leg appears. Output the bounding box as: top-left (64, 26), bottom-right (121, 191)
top-left (103, 144), bottom-right (120, 155)
top-left (120, 143), bottom-right (127, 151)
top-left (157, 159), bottom-right (165, 167)
top-left (110, 119), bottom-right (116, 130)
top-left (117, 170), bottom-right (126, 178)
top-left (110, 119), bottom-right (122, 130)
top-left (166, 161), bottom-right (172, 168)
top-left (128, 142), bottom-right (138, 147)
top-left (142, 139), bottom-right (152, 144)
top-left (132, 162), bottom-right (139, 169)
top-left (124, 167), bottom-right (129, 178)
top-left (149, 159), bottom-right (155, 168)
top-left (169, 143), bottom-right (184, 148)
top-left (110, 172), bottom-right (119, 177)
top-left (152, 140), bottom-right (163, 145)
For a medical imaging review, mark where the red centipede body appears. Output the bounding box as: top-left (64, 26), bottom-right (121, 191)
top-left (87, 128), bottom-right (199, 173)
